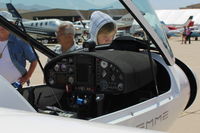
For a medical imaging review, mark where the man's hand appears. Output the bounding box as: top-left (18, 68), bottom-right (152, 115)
top-left (19, 60), bottom-right (37, 85)
top-left (19, 74), bottom-right (30, 85)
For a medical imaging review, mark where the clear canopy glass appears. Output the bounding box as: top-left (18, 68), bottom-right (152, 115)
top-left (0, 0), bottom-right (174, 59)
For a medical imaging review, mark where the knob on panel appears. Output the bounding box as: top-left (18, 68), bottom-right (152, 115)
top-left (54, 64), bottom-right (60, 72)
top-left (100, 60), bottom-right (108, 68)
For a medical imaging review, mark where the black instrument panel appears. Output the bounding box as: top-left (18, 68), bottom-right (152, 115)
top-left (44, 50), bottom-right (156, 95)
top-left (43, 50), bottom-right (157, 118)
top-left (44, 53), bottom-right (125, 94)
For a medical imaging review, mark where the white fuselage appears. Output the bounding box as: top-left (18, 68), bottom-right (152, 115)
top-left (23, 19), bottom-right (62, 34)
top-left (23, 19), bottom-right (88, 36)
top-left (90, 54), bottom-right (190, 131)
top-left (0, 53), bottom-right (191, 131)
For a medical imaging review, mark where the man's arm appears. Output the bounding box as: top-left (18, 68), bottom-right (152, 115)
top-left (19, 60), bottom-right (37, 85)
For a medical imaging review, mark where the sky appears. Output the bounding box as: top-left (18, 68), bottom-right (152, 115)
top-left (149, 0), bottom-right (200, 9)
top-left (1, 0), bottom-right (200, 10)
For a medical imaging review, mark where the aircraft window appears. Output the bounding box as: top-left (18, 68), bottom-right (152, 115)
top-left (35, 23), bottom-right (38, 26)
top-left (45, 22), bottom-right (48, 25)
top-left (40, 23), bottom-right (43, 26)
top-left (31, 23), bottom-right (33, 26)
top-left (49, 21), bottom-right (57, 27)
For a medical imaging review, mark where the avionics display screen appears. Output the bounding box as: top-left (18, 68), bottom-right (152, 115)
top-left (76, 55), bottom-right (94, 85)
top-left (56, 73), bottom-right (66, 87)
top-left (77, 64), bottom-right (88, 83)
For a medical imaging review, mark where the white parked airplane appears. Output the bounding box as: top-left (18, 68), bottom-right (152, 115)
top-left (0, 0), bottom-right (198, 133)
top-left (116, 13), bottom-right (134, 30)
top-left (7, 3), bottom-right (89, 39)
top-left (22, 19), bottom-right (90, 37)
top-left (74, 20), bottom-right (90, 28)
top-left (8, 2), bottom-right (133, 41)
top-left (190, 25), bottom-right (200, 39)
top-left (22, 19), bottom-right (62, 36)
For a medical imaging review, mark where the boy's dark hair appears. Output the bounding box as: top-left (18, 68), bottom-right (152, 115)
top-left (98, 22), bottom-right (116, 35)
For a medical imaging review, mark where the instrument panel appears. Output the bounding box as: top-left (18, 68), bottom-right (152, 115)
top-left (45, 54), bottom-right (125, 94)
top-left (43, 50), bottom-right (156, 118)
top-left (44, 50), bottom-right (156, 95)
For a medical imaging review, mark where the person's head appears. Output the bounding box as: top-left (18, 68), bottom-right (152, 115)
top-left (89, 11), bottom-right (117, 45)
top-left (56, 21), bottom-right (75, 51)
top-left (0, 11), bottom-right (15, 41)
top-left (97, 22), bottom-right (116, 45)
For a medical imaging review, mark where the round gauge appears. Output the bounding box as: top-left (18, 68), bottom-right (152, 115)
top-left (117, 83), bottom-right (124, 91)
top-left (54, 64), bottom-right (60, 72)
top-left (100, 60), bottom-right (108, 68)
top-left (49, 78), bottom-right (55, 85)
top-left (99, 80), bottom-right (108, 90)
top-left (61, 64), bottom-right (67, 72)
top-left (68, 76), bottom-right (74, 84)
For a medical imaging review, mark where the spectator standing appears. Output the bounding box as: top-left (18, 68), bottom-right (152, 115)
top-left (0, 11), bottom-right (37, 88)
top-left (53, 21), bottom-right (81, 54)
top-left (185, 26), bottom-right (192, 44)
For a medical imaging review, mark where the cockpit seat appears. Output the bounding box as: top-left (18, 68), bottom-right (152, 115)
top-left (110, 36), bottom-right (146, 52)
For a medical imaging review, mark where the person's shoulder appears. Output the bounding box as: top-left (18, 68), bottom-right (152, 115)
top-left (9, 34), bottom-right (21, 41)
top-left (9, 34), bottom-right (27, 45)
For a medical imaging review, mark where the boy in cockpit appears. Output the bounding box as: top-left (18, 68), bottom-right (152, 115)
top-left (89, 11), bottom-right (117, 45)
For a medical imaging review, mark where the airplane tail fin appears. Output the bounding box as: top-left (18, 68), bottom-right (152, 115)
top-left (6, 3), bottom-right (26, 32)
top-left (6, 3), bottom-right (22, 19)
top-left (188, 21), bottom-right (194, 27)
top-left (183, 16), bottom-right (193, 27)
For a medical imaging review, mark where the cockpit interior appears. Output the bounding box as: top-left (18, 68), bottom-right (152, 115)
top-left (21, 37), bottom-right (170, 119)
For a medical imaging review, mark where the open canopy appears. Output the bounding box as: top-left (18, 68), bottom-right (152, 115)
top-left (0, 0), bottom-right (174, 65)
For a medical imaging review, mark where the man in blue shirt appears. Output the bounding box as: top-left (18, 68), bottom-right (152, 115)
top-left (0, 11), bottom-right (37, 87)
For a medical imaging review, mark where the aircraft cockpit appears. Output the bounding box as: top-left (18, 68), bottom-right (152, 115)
top-left (0, 0), bottom-right (179, 119)
top-left (20, 34), bottom-right (171, 119)
top-left (0, 0), bottom-right (197, 130)
top-left (42, 42), bottom-right (157, 118)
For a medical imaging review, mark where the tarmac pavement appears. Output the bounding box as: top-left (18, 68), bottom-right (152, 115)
top-left (168, 37), bottom-right (200, 133)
